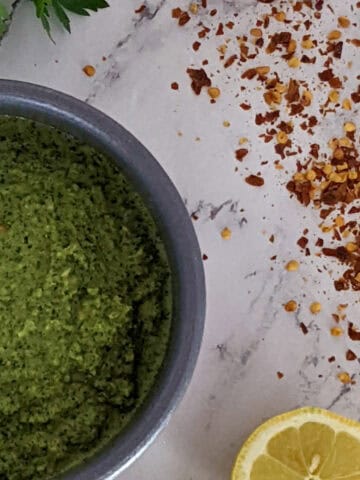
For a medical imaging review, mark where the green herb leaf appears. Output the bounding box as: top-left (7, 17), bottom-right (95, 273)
top-left (52, 0), bottom-right (70, 32)
top-left (0, 3), bottom-right (9, 37)
top-left (59, 0), bottom-right (109, 15)
top-left (31, 0), bottom-right (109, 37)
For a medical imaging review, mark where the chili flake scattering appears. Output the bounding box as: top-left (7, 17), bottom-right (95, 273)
top-left (173, 0), bottom-right (359, 381)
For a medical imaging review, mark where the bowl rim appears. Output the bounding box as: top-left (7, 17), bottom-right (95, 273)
top-left (0, 80), bottom-right (206, 480)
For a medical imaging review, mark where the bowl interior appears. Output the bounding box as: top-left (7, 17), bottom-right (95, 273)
top-left (0, 80), bottom-right (205, 480)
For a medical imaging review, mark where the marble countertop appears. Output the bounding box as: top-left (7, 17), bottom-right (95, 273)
top-left (1, 1), bottom-right (360, 478)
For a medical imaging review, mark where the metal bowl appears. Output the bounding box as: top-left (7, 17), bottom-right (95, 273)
top-left (0, 80), bottom-right (206, 480)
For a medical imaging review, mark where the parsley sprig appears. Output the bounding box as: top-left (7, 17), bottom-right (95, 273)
top-left (0, 0), bottom-right (108, 42)
top-left (0, 3), bottom-right (9, 36)
top-left (32, 0), bottom-right (109, 37)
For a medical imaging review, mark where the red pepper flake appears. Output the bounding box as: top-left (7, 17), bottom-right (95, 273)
top-left (171, 7), bottom-right (182, 18)
top-left (322, 247), bottom-right (350, 263)
top-left (216, 23), bottom-right (224, 35)
top-left (240, 103), bottom-right (251, 111)
top-left (198, 26), bottom-right (210, 39)
top-left (334, 279), bottom-right (348, 291)
top-left (333, 41), bottom-right (343, 59)
top-left (266, 31), bottom-right (291, 54)
top-left (226, 21), bottom-right (234, 29)
top-left (310, 143), bottom-right (320, 158)
top-left (202, 253), bottom-right (208, 261)
top-left (321, 183), bottom-right (350, 206)
top-left (255, 111), bottom-right (280, 125)
top-left (287, 180), bottom-right (312, 206)
top-left (235, 149), bottom-right (249, 161)
top-left (192, 41), bottom-right (201, 51)
top-left (178, 11), bottom-right (191, 26)
top-left (297, 236), bottom-right (309, 249)
top-left (275, 143), bottom-right (289, 160)
top-left (318, 68), bottom-right (334, 82)
top-left (351, 39), bottom-right (360, 47)
top-left (134, 4), bottom-right (146, 14)
top-left (224, 55), bottom-right (237, 68)
top-left (299, 322), bottom-right (309, 335)
top-left (241, 68), bottom-right (258, 80)
top-left (346, 350), bottom-right (357, 361)
top-left (171, 82), bottom-right (179, 90)
top-left (245, 175), bottom-right (264, 187)
top-left (289, 103), bottom-right (304, 116)
top-left (201, 0), bottom-right (207, 7)
top-left (328, 356), bottom-right (336, 363)
top-left (186, 68), bottom-right (211, 95)
top-left (349, 206), bottom-right (360, 214)
top-left (209, 8), bottom-right (217, 16)
top-left (277, 371), bottom-right (284, 379)
top-left (348, 323), bottom-right (360, 341)
top-left (301, 55), bottom-right (316, 64)
top-left (329, 77), bottom-right (342, 89)
top-left (308, 116), bottom-right (318, 128)
top-left (351, 87), bottom-right (360, 103)
top-left (315, 238), bottom-right (324, 247)
top-left (285, 79), bottom-right (300, 103)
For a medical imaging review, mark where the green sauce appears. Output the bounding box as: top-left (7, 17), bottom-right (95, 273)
top-left (0, 118), bottom-right (171, 479)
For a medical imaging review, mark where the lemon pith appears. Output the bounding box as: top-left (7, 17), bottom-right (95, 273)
top-left (232, 407), bottom-right (360, 480)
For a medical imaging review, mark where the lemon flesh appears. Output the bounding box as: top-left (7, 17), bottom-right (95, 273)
top-left (232, 407), bottom-right (360, 480)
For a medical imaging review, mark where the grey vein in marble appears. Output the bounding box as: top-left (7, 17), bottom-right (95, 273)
top-left (85, 0), bottom-right (166, 104)
top-left (190, 199), bottom-right (245, 223)
top-left (327, 386), bottom-right (352, 410)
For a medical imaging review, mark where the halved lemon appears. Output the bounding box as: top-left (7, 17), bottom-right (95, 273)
top-left (232, 407), bottom-right (360, 480)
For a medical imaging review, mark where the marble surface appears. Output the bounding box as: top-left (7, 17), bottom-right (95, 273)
top-left (1, 1), bottom-right (360, 478)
